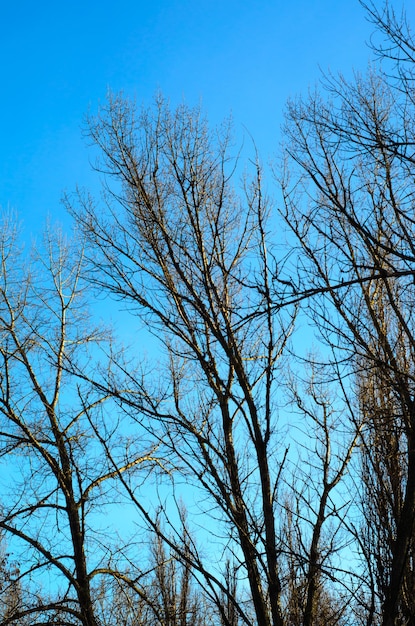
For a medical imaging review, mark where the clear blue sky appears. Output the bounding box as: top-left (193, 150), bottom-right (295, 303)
top-left (0, 0), bottom-right (409, 232)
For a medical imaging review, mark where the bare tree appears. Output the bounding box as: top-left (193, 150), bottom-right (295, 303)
top-left (146, 529), bottom-right (214, 626)
top-left (355, 267), bottom-right (415, 624)
top-left (277, 366), bottom-right (359, 626)
top-left (69, 94), bottom-right (298, 626)
top-left (280, 4), bottom-right (415, 624)
top-left (94, 522), bottom-right (215, 626)
top-left (0, 217), bottom-right (155, 626)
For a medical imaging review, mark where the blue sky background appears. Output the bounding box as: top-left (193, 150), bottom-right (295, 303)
top-left (2, 0), bottom-right (408, 234)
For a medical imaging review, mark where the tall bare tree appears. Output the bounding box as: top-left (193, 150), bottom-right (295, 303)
top-left (69, 94), bottom-right (299, 626)
top-left (280, 3), bottom-right (415, 624)
top-left (355, 264), bottom-right (415, 623)
top-left (0, 217), bottom-right (155, 626)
